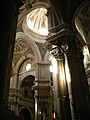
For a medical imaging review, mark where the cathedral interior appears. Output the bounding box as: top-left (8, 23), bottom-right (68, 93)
top-left (0, 0), bottom-right (90, 120)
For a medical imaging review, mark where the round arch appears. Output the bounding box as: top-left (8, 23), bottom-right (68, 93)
top-left (13, 53), bottom-right (35, 73)
top-left (14, 32), bottom-right (42, 73)
top-left (16, 32), bottom-right (42, 62)
top-left (18, 106), bottom-right (34, 120)
top-left (18, 74), bottom-right (35, 90)
top-left (72, 0), bottom-right (89, 44)
top-left (18, 1), bottom-right (49, 26)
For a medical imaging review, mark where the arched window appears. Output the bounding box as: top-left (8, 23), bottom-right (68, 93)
top-left (26, 63), bottom-right (31, 71)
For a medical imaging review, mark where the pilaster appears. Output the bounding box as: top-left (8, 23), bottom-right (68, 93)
top-left (33, 63), bottom-right (52, 120)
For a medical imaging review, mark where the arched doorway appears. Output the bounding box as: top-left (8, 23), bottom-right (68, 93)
top-left (19, 108), bottom-right (31, 120)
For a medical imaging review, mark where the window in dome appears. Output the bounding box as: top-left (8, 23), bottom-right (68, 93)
top-left (26, 8), bottom-right (48, 36)
top-left (26, 63), bottom-right (31, 71)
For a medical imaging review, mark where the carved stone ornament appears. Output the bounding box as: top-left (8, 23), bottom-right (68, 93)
top-left (36, 42), bottom-right (47, 61)
top-left (14, 38), bottom-right (29, 54)
top-left (77, 1), bottom-right (90, 40)
top-left (78, 1), bottom-right (90, 20)
top-left (13, 38), bottom-right (34, 66)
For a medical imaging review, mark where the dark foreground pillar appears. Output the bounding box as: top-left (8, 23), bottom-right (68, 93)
top-left (66, 33), bottom-right (90, 120)
top-left (0, 0), bottom-right (23, 120)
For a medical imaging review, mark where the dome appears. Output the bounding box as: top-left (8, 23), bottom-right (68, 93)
top-left (26, 7), bottom-right (48, 36)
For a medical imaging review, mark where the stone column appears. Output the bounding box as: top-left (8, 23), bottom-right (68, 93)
top-left (58, 57), bottom-right (72, 120)
top-left (0, 0), bottom-right (23, 120)
top-left (51, 48), bottom-right (72, 120)
top-left (66, 33), bottom-right (90, 120)
top-left (34, 90), bottom-right (38, 120)
top-left (0, 0), bottom-right (22, 105)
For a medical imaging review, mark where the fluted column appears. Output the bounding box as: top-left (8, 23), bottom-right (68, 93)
top-left (50, 47), bottom-right (72, 120)
top-left (0, 0), bottom-right (22, 105)
top-left (46, 0), bottom-right (90, 119)
top-left (57, 56), bottom-right (72, 120)
top-left (66, 33), bottom-right (90, 120)
top-left (46, 22), bottom-right (90, 120)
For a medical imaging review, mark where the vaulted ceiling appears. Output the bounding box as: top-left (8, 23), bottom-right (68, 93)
top-left (19, 0), bottom-right (90, 44)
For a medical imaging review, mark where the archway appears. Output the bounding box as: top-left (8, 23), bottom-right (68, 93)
top-left (20, 75), bottom-right (35, 100)
top-left (19, 108), bottom-right (31, 120)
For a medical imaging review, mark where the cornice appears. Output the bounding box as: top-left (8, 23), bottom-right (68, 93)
top-left (46, 28), bottom-right (69, 45)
